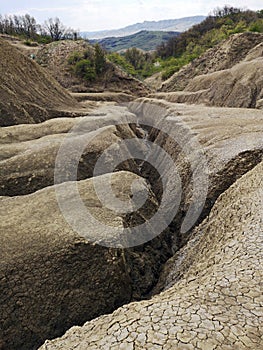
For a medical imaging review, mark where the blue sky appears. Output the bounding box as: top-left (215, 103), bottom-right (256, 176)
top-left (0, 0), bottom-right (262, 31)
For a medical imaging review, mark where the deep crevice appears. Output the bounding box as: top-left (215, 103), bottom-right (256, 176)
top-left (127, 114), bottom-right (263, 299)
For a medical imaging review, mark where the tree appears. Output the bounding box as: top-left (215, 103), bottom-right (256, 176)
top-left (213, 6), bottom-right (242, 18)
top-left (22, 14), bottom-right (37, 38)
top-left (44, 17), bottom-right (68, 41)
top-left (124, 47), bottom-right (145, 70)
top-left (13, 15), bottom-right (23, 35)
top-left (74, 59), bottom-right (96, 81)
top-left (94, 43), bottom-right (106, 74)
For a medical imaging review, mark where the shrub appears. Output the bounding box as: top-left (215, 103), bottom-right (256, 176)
top-left (107, 53), bottom-right (136, 76)
top-left (83, 49), bottom-right (94, 60)
top-left (74, 59), bottom-right (96, 81)
top-left (249, 19), bottom-right (263, 32)
top-left (161, 66), bottom-right (180, 80)
top-left (94, 43), bottom-right (106, 74)
top-left (23, 40), bottom-right (38, 47)
top-left (68, 51), bottom-right (83, 64)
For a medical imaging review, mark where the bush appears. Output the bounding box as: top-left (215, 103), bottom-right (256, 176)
top-left (94, 43), bottom-right (106, 74)
top-left (68, 51), bottom-right (83, 64)
top-left (107, 53), bottom-right (136, 76)
top-left (36, 36), bottom-right (52, 44)
top-left (249, 19), bottom-right (263, 32)
top-left (231, 20), bottom-right (248, 33)
top-left (124, 47), bottom-right (145, 70)
top-left (161, 66), bottom-right (180, 80)
top-left (74, 59), bottom-right (96, 81)
top-left (23, 40), bottom-right (38, 47)
top-left (83, 49), bottom-right (94, 60)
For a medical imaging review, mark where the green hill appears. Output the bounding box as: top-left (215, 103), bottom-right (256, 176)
top-left (157, 8), bottom-right (263, 58)
top-left (90, 30), bottom-right (180, 52)
top-left (156, 7), bottom-right (263, 79)
top-left (104, 7), bottom-right (263, 82)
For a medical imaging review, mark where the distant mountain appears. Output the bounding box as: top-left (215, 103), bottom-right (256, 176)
top-left (81, 16), bottom-right (206, 39)
top-left (90, 30), bottom-right (180, 52)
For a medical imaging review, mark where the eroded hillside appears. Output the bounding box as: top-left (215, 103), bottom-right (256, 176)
top-left (36, 40), bottom-right (150, 96)
top-left (1, 99), bottom-right (262, 349)
top-left (153, 33), bottom-right (263, 108)
top-left (160, 32), bottom-right (263, 92)
top-left (40, 160), bottom-right (263, 350)
top-left (0, 39), bottom-right (81, 126)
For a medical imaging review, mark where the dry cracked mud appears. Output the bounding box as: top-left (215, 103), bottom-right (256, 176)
top-left (1, 99), bottom-right (262, 349)
top-left (40, 160), bottom-right (263, 350)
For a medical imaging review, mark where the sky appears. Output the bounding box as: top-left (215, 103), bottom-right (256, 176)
top-left (0, 0), bottom-right (262, 32)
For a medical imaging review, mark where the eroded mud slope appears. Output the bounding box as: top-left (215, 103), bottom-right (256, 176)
top-left (0, 100), bottom-right (262, 350)
top-left (0, 39), bottom-right (78, 126)
top-left (40, 160), bottom-right (263, 350)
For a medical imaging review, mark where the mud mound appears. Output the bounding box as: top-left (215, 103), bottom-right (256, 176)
top-left (244, 41), bottom-right (263, 61)
top-left (0, 38), bottom-right (79, 126)
top-left (39, 160), bottom-right (263, 350)
top-left (0, 171), bottom-right (170, 350)
top-left (0, 105), bottom-right (174, 350)
top-left (0, 34), bottom-right (40, 56)
top-left (184, 54), bottom-right (263, 108)
top-left (36, 40), bottom-right (150, 96)
top-left (0, 120), bottom-right (140, 196)
top-left (128, 99), bottom-right (263, 250)
top-left (1, 101), bottom-right (262, 350)
top-left (160, 32), bottom-right (263, 92)
top-left (152, 36), bottom-right (263, 108)
top-left (144, 72), bottom-right (163, 90)
top-left (71, 92), bottom-right (134, 103)
top-left (152, 49), bottom-right (263, 108)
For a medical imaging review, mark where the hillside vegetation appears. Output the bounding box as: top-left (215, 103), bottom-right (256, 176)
top-left (36, 40), bottom-right (150, 96)
top-left (108, 7), bottom-right (263, 81)
top-left (155, 6), bottom-right (263, 79)
top-left (153, 32), bottom-right (263, 108)
top-left (159, 32), bottom-right (263, 92)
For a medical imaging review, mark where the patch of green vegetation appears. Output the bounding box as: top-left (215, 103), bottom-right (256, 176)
top-left (103, 7), bottom-right (263, 82)
top-left (249, 19), bottom-right (263, 32)
top-left (94, 43), bottom-right (107, 74)
top-left (107, 48), bottom-right (162, 79)
top-left (157, 7), bottom-right (263, 60)
top-left (67, 45), bottom-right (107, 82)
top-left (68, 51), bottom-right (83, 65)
top-left (107, 52), bottom-right (136, 76)
top-left (74, 59), bottom-right (96, 81)
top-left (23, 40), bottom-right (38, 47)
